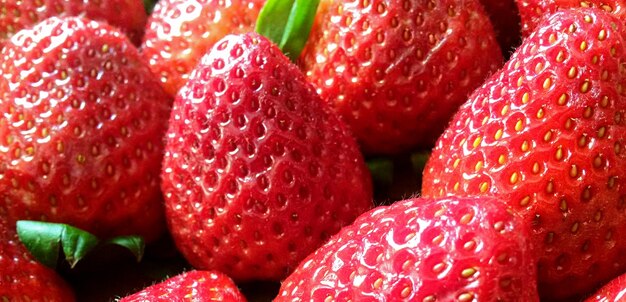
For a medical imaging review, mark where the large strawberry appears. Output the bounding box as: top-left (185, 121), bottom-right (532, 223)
top-left (422, 8), bottom-right (626, 300)
top-left (120, 270), bottom-right (246, 301)
top-left (161, 32), bottom-right (373, 281)
top-left (0, 17), bottom-right (172, 242)
top-left (585, 272), bottom-right (626, 301)
top-left (141, 0), bottom-right (266, 96)
top-left (516, 0), bottom-right (626, 36)
top-left (276, 197), bottom-right (538, 301)
top-left (0, 0), bottom-right (147, 45)
top-left (0, 217), bottom-right (75, 301)
top-left (298, 0), bottom-right (503, 155)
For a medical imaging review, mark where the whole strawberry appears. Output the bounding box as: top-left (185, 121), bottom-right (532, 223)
top-left (422, 8), bottom-right (626, 300)
top-left (299, 0), bottom-right (503, 154)
top-left (141, 0), bottom-right (266, 96)
top-left (585, 272), bottom-right (626, 301)
top-left (0, 217), bottom-right (75, 301)
top-left (0, 0), bottom-right (147, 45)
top-left (276, 197), bottom-right (538, 301)
top-left (120, 270), bottom-right (245, 301)
top-left (161, 32), bottom-right (373, 281)
top-left (0, 17), bottom-right (172, 242)
top-left (516, 0), bottom-right (626, 36)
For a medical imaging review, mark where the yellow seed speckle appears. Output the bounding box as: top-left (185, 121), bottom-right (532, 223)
top-left (568, 66), bottom-right (577, 78)
top-left (475, 161), bottom-right (483, 171)
top-left (560, 199), bottom-right (568, 212)
top-left (581, 81), bottom-right (591, 93)
top-left (521, 92), bottom-right (530, 104)
top-left (453, 158), bottom-right (461, 168)
top-left (459, 292), bottom-right (474, 302)
top-left (571, 222), bottom-right (579, 233)
top-left (510, 172), bottom-right (519, 184)
top-left (580, 41), bottom-right (588, 51)
top-left (543, 77), bottom-right (552, 89)
top-left (373, 278), bottom-right (383, 289)
top-left (558, 93), bottom-right (568, 105)
top-left (501, 105), bottom-right (509, 116)
top-left (546, 181), bottom-right (554, 194)
top-left (494, 129), bottom-right (503, 140)
top-left (517, 76), bottom-right (523, 87)
top-left (537, 108), bottom-right (545, 119)
top-left (401, 286), bottom-right (412, 298)
top-left (479, 182), bottom-right (489, 193)
top-left (584, 107), bottom-right (593, 118)
top-left (473, 137), bottom-right (482, 148)
top-left (598, 126), bottom-right (607, 138)
top-left (532, 162), bottom-right (540, 174)
top-left (498, 154), bottom-right (506, 165)
top-left (570, 165), bottom-right (578, 178)
top-left (556, 50), bottom-right (566, 62)
top-left (599, 29), bottom-right (607, 41)
top-left (515, 120), bottom-right (524, 132)
top-left (460, 212), bottom-right (474, 224)
top-left (520, 196), bottom-right (531, 206)
top-left (555, 147), bottom-right (564, 160)
top-left (461, 267), bottom-right (477, 278)
top-left (76, 154), bottom-right (86, 164)
top-left (544, 130), bottom-right (553, 142)
top-left (521, 141), bottom-right (530, 152)
top-left (454, 182), bottom-right (460, 191)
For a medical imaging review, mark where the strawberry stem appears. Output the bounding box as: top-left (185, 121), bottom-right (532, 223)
top-left (255, 0), bottom-right (321, 62)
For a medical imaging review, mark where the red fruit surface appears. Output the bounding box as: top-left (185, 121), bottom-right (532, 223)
top-left (516, 0), bottom-right (626, 36)
top-left (0, 17), bottom-right (172, 242)
top-left (141, 0), bottom-right (265, 96)
top-left (422, 8), bottom-right (626, 300)
top-left (161, 32), bottom-right (373, 281)
top-left (0, 0), bottom-right (147, 45)
top-left (479, 0), bottom-right (522, 55)
top-left (299, 0), bottom-right (503, 155)
top-left (120, 270), bottom-right (246, 302)
top-left (0, 217), bottom-right (75, 302)
top-left (585, 272), bottom-right (626, 301)
top-left (276, 197), bottom-right (538, 301)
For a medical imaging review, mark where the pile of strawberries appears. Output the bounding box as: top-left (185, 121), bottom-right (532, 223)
top-left (2, 0), bottom-right (626, 301)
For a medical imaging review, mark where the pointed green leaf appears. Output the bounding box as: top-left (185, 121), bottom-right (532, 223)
top-left (256, 0), bottom-right (321, 61)
top-left (106, 236), bottom-right (145, 262)
top-left (16, 221), bottom-right (63, 268)
top-left (367, 158), bottom-right (394, 187)
top-left (59, 225), bottom-right (99, 268)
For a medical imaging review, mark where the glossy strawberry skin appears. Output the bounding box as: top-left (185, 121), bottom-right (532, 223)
top-left (161, 33), bottom-right (373, 282)
top-left (0, 217), bottom-right (75, 302)
top-left (0, 17), bottom-right (172, 242)
top-left (0, 0), bottom-right (147, 45)
top-left (299, 0), bottom-right (503, 155)
top-left (516, 0), bottom-right (626, 36)
top-left (585, 272), bottom-right (626, 301)
top-left (422, 8), bottom-right (626, 300)
top-left (120, 270), bottom-right (246, 302)
top-left (276, 197), bottom-right (538, 301)
top-left (141, 0), bottom-right (266, 96)
top-left (479, 0), bottom-right (522, 55)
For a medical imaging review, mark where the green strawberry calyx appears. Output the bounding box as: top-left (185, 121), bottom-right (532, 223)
top-left (255, 0), bottom-right (321, 61)
top-left (16, 220), bottom-right (145, 269)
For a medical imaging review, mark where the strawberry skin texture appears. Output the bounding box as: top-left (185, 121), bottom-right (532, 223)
top-left (0, 17), bottom-right (172, 242)
top-left (276, 197), bottom-right (538, 301)
top-left (422, 8), bottom-right (626, 300)
top-left (141, 0), bottom-right (266, 96)
top-left (299, 0), bottom-right (503, 155)
top-left (0, 0), bottom-right (147, 45)
top-left (161, 32), bottom-right (373, 281)
top-left (516, 0), bottom-right (626, 36)
top-left (120, 270), bottom-right (246, 302)
top-left (585, 272), bottom-right (626, 301)
top-left (0, 217), bottom-right (75, 302)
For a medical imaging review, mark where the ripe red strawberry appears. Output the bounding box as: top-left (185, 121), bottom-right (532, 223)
top-left (516, 0), bottom-right (626, 36)
top-left (276, 197), bottom-right (538, 301)
top-left (141, 0), bottom-right (266, 96)
top-left (161, 32), bottom-right (373, 281)
top-left (422, 8), bottom-right (626, 300)
top-left (0, 217), bottom-right (75, 301)
top-left (585, 272), bottom-right (626, 301)
top-left (479, 0), bottom-right (522, 55)
top-left (0, 17), bottom-right (172, 242)
top-left (0, 0), bottom-right (148, 45)
top-left (299, 0), bottom-right (503, 155)
top-left (120, 270), bottom-right (246, 301)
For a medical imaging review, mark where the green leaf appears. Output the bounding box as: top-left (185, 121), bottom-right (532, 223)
top-left (256, 0), bottom-right (321, 61)
top-left (144, 0), bottom-right (158, 14)
top-left (411, 152), bottom-right (431, 175)
top-left (367, 158), bottom-right (394, 187)
top-left (106, 236), bottom-right (145, 262)
top-left (17, 221), bottom-right (99, 268)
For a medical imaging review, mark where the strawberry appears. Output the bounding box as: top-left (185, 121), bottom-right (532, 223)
top-left (298, 0), bottom-right (503, 155)
top-left (0, 0), bottom-right (148, 45)
top-left (141, 0), bottom-right (266, 96)
top-left (422, 8), bottom-right (626, 300)
top-left (479, 0), bottom-right (523, 56)
top-left (0, 17), bottom-right (172, 242)
top-left (585, 272), bottom-right (626, 301)
top-left (516, 0), bottom-right (626, 36)
top-left (276, 197), bottom-right (538, 301)
top-left (120, 270), bottom-right (246, 301)
top-left (0, 217), bottom-right (75, 301)
top-left (161, 32), bottom-right (373, 281)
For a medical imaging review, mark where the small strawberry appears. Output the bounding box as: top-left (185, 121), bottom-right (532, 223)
top-left (0, 17), bottom-right (172, 242)
top-left (585, 272), bottom-right (626, 301)
top-left (298, 0), bottom-right (503, 154)
top-left (161, 32), bottom-right (373, 281)
top-left (120, 270), bottom-right (246, 301)
top-left (0, 0), bottom-right (148, 45)
top-left (479, 0), bottom-right (523, 55)
top-left (276, 197), bottom-right (538, 301)
top-left (0, 217), bottom-right (75, 301)
top-left (141, 0), bottom-right (266, 96)
top-left (422, 8), bottom-right (626, 300)
top-left (516, 0), bottom-right (626, 36)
